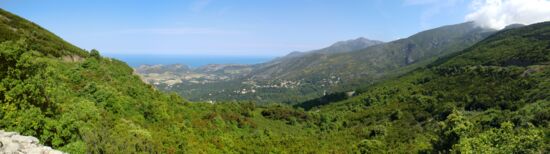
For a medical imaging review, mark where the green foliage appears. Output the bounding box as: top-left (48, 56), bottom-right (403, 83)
top-left (89, 49), bottom-right (100, 59)
top-left (261, 105), bottom-right (309, 122)
top-left (316, 22), bottom-right (550, 153)
top-left (295, 91), bottom-right (351, 110)
top-left (356, 139), bottom-right (386, 153)
top-left (0, 38), bottom-right (348, 152)
top-left (0, 8), bottom-right (549, 153)
top-left (433, 109), bottom-right (474, 151)
top-left (455, 122), bottom-right (545, 153)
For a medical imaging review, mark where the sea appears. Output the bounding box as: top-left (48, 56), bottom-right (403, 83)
top-left (105, 54), bottom-right (275, 68)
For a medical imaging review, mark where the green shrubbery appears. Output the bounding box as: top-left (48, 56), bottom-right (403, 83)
top-left (0, 8), bottom-right (549, 153)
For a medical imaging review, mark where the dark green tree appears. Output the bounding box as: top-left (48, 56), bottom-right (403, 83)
top-left (90, 49), bottom-right (100, 59)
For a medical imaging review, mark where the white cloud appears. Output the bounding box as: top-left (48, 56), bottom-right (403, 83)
top-left (465, 0), bottom-right (550, 29)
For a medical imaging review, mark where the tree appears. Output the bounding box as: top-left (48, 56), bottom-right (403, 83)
top-left (454, 122), bottom-right (545, 153)
top-left (432, 109), bottom-right (473, 152)
top-left (90, 49), bottom-right (100, 59)
top-left (356, 139), bottom-right (386, 153)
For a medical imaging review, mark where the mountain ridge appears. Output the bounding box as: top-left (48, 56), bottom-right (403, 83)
top-left (0, 8), bottom-right (548, 153)
top-left (144, 22), bottom-right (496, 103)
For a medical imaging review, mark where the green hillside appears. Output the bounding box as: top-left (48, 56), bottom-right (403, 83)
top-left (313, 21), bottom-right (550, 153)
top-left (251, 22), bottom-right (494, 81)
top-left (0, 8), bottom-right (548, 153)
top-left (0, 9), bottom-right (86, 57)
top-left (163, 22), bottom-right (496, 104)
top-left (0, 8), bottom-right (387, 153)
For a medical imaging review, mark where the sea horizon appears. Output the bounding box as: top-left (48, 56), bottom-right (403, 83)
top-left (104, 54), bottom-right (276, 68)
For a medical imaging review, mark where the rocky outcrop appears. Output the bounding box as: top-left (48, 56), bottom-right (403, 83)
top-left (61, 55), bottom-right (84, 62)
top-left (0, 130), bottom-right (64, 154)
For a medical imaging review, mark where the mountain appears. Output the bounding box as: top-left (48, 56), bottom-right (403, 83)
top-left (0, 8), bottom-right (548, 153)
top-left (307, 21), bottom-right (550, 153)
top-left (250, 22), bottom-right (494, 80)
top-left (1, 8), bottom-right (378, 153)
top-left (503, 23), bottom-right (525, 30)
top-left (274, 37), bottom-right (384, 60)
top-left (312, 37), bottom-right (384, 54)
top-left (136, 37), bottom-right (383, 102)
top-left (250, 37), bottom-right (385, 80)
top-left (151, 22), bottom-right (496, 104)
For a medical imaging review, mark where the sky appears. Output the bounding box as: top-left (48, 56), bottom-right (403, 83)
top-left (1, 0), bottom-right (549, 56)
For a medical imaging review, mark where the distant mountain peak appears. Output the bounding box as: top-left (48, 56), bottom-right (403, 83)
top-left (503, 23), bottom-right (526, 30)
top-left (283, 51), bottom-right (306, 58)
top-left (330, 37), bottom-right (384, 48)
top-left (274, 37), bottom-right (383, 62)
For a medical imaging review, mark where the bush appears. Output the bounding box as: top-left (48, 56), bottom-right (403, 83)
top-left (90, 49), bottom-right (100, 59)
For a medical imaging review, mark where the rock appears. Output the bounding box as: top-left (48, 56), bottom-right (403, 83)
top-left (26, 147), bottom-right (45, 154)
top-left (11, 135), bottom-right (39, 144)
top-left (48, 150), bottom-right (65, 154)
top-left (0, 130), bottom-right (65, 154)
top-left (1, 131), bottom-right (18, 137)
top-left (0, 139), bottom-right (19, 153)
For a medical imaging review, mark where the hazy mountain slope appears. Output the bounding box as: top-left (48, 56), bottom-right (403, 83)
top-left (308, 21), bottom-right (550, 153)
top-left (162, 22), bottom-right (495, 104)
top-left (271, 37), bottom-right (384, 61)
top-left (137, 37), bottom-right (383, 103)
top-left (250, 22), bottom-right (494, 81)
top-left (249, 37), bottom-right (383, 80)
top-left (316, 37), bottom-right (384, 54)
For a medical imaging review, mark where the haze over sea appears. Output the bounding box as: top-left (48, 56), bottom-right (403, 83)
top-left (106, 54), bottom-right (274, 68)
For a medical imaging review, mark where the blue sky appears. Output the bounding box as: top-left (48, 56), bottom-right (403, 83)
top-left (1, 0), bottom-right (473, 56)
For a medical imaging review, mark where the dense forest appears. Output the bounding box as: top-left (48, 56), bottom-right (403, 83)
top-left (0, 8), bottom-right (548, 153)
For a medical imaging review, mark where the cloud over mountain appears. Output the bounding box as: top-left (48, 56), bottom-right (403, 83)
top-left (466, 0), bottom-right (550, 29)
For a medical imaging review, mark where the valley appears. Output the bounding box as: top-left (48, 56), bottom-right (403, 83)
top-left (1, 1), bottom-right (549, 153)
top-left (136, 23), bottom-right (496, 104)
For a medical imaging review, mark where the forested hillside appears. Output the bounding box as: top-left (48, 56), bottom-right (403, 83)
top-left (156, 22), bottom-right (496, 104)
top-left (312, 21), bottom-right (550, 153)
top-left (0, 8), bottom-right (548, 153)
top-left (0, 9), bottom-right (346, 153)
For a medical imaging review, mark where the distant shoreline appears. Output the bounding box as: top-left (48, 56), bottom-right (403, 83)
top-left (104, 54), bottom-right (275, 68)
